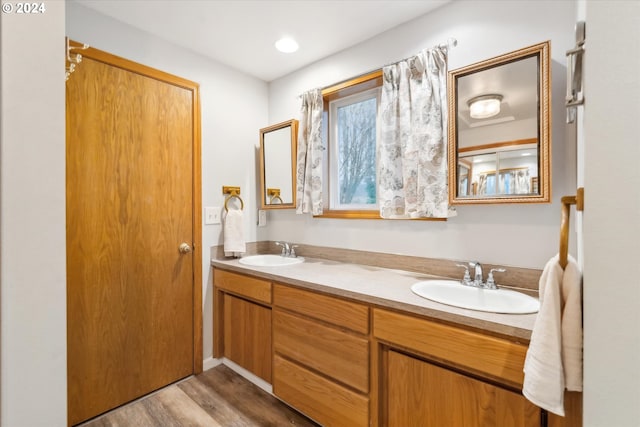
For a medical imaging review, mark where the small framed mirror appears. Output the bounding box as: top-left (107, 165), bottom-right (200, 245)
top-left (259, 119), bottom-right (298, 209)
top-left (448, 41), bottom-right (551, 204)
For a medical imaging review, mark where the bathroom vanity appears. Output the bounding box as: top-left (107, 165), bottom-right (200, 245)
top-left (212, 248), bottom-right (581, 427)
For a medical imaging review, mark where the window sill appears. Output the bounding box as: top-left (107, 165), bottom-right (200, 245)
top-left (313, 210), bottom-right (447, 221)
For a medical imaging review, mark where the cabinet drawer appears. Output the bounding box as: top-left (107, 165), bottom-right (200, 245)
top-left (274, 355), bottom-right (369, 427)
top-left (214, 269), bottom-right (271, 304)
top-left (273, 309), bottom-right (369, 393)
top-left (273, 284), bottom-right (369, 334)
top-left (373, 309), bottom-right (527, 387)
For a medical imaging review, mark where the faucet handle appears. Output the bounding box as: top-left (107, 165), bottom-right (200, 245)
top-left (486, 268), bottom-right (506, 289)
top-left (290, 245), bottom-right (299, 258)
top-left (455, 264), bottom-right (472, 284)
top-left (275, 241), bottom-right (287, 256)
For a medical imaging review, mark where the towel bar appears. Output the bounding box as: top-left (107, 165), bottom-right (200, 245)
top-left (223, 186), bottom-right (244, 212)
top-left (559, 187), bottom-right (584, 268)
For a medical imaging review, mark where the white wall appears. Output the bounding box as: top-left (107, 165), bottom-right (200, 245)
top-left (3, 1), bottom-right (637, 426)
top-left (66, 2), bottom-right (270, 363)
top-left (583, 1), bottom-right (640, 425)
top-left (0, 2), bottom-right (67, 425)
top-left (264, 0), bottom-right (577, 269)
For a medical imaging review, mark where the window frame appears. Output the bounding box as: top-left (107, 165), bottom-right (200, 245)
top-left (316, 71), bottom-right (383, 219)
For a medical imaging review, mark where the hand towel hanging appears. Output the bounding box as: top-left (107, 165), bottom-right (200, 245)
top-left (223, 208), bottom-right (245, 257)
top-left (523, 254), bottom-right (583, 416)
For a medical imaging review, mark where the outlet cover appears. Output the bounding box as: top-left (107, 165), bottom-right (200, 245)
top-left (258, 210), bottom-right (267, 227)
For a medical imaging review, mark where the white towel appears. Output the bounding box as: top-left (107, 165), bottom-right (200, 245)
top-left (523, 254), bottom-right (583, 416)
top-left (223, 208), bottom-right (245, 257)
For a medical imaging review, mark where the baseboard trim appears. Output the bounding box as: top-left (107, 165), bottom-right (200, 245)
top-left (221, 358), bottom-right (273, 394)
top-left (202, 356), bottom-right (222, 371)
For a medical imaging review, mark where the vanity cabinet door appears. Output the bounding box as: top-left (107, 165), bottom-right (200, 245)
top-left (382, 349), bottom-right (540, 427)
top-left (222, 293), bottom-right (272, 382)
top-left (213, 268), bottom-right (273, 382)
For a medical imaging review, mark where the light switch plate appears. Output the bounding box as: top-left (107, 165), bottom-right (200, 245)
top-left (205, 206), bottom-right (221, 225)
top-left (258, 210), bottom-right (267, 227)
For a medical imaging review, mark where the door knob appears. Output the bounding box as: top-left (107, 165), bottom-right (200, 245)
top-left (179, 243), bottom-right (192, 254)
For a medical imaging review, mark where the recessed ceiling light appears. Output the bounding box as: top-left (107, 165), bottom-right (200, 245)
top-left (275, 37), bottom-right (299, 53)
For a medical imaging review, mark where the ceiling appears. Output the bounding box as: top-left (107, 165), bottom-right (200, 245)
top-left (73, 0), bottom-right (451, 82)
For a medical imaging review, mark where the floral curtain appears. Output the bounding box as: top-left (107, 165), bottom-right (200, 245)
top-left (296, 88), bottom-right (324, 215)
top-left (377, 46), bottom-right (449, 218)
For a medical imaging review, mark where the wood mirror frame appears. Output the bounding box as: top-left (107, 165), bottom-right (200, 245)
top-left (448, 41), bottom-right (551, 205)
top-left (259, 119), bottom-right (298, 209)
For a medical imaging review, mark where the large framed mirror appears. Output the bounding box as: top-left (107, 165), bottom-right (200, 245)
top-left (259, 119), bottom-right (298, 209)
top-left (448, 41), bottom-right (551, 204)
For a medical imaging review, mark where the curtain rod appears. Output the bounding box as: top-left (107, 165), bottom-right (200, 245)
top-left (299, 37), bottom-right (457, 98)
top-left (381, 37), bottom-right (457, 69)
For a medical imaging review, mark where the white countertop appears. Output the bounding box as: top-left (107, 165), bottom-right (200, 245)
top-left (211, 256), bottom-right (537, 342)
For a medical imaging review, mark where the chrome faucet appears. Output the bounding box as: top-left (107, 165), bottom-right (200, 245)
top-left (275, 241), bottom-right (289, 256)
top-left (275, 242), bottom-right (299, 257)
top-left (469, 261), bottom-right (483, 286)
top-left (457, 261), bottom-right (506, 289)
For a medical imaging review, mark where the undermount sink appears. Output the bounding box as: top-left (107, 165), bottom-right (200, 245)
top-left (238, 254), bottom-right (304, 267)
top-left (411, 280), bottom-right (539, 314)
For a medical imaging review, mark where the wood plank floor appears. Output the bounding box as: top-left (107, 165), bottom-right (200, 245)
top-left (78, 364), bottom-right (320, 427)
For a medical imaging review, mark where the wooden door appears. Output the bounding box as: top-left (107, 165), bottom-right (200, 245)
top-left (66, 45), bottom-right (202, 426)
top-left (383, 349), bottom-right (540, 427)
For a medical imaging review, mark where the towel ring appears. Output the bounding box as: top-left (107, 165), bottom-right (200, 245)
top-left (267, 188), bottom-right (283, 205)
top-left (224, 194), bottom-right (244, 212)
top-left (222, 186), bottom-right (244, 212)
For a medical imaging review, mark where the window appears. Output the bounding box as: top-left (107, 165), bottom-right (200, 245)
top-left (329, 88), bottom-right (379, 209)
top-left (320, 71), bottom-right (382, 218)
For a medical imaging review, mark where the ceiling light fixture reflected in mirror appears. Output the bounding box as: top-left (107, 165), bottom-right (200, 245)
top-left (275, 37), bottom-right (299, 53)
top-left (468, 94), bottom-right (503, 119)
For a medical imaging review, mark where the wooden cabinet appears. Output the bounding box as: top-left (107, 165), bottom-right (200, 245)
top-left (213, 269), bottom-right (272, 382)
top-left (222, 293), bottom-right (272, 382)
top-left (383, 349), bottom-right (539, 427)
top-left (374, 308), bottom-right (540, 427)
top-left (272, 284), bottom-right (371, 427)
top-left (213, 268), bottom-right (581, 427)
top-left (373, 308), bottom-right (527, 388)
